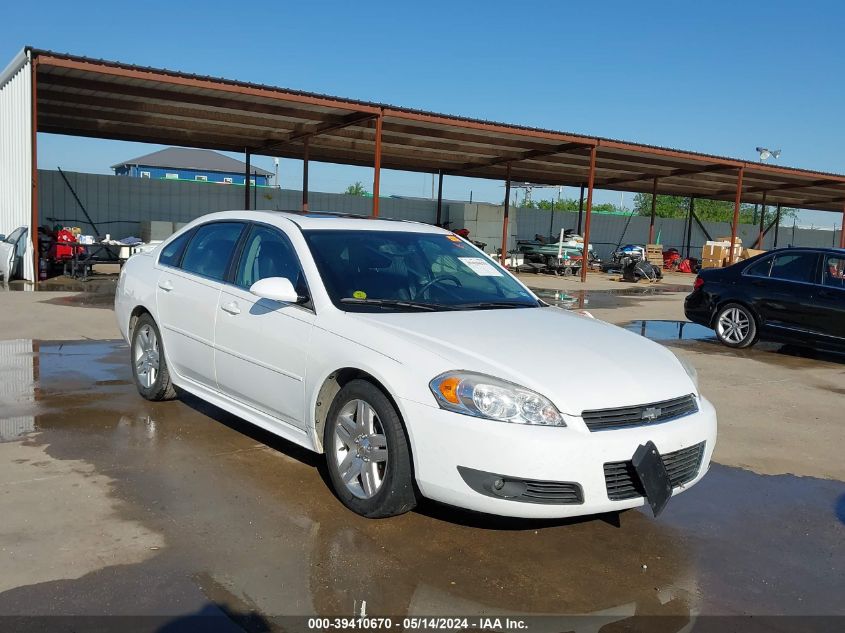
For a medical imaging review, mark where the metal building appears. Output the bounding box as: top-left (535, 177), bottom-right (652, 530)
top-left (0, 50), bottom-right (35, 282)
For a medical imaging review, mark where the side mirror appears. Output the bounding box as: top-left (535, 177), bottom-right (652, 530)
top-left (0, 235), bottom-right (5, 242)
top-left (249, 277), bottom-right (301, 303)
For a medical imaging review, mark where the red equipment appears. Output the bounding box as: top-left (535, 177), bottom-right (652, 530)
top-left (49, 229), bottom-right (83, 261)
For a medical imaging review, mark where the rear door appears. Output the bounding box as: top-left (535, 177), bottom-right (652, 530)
top-left (155, 222), bottom-right (246, 389)
top-left (214, 223), bottom-right (315, 429)
top-left (749, 251), bottom-right (820, 337)
top-left (813, 253), bottom-right (845, 342)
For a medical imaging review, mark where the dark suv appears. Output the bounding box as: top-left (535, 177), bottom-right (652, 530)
top-left (684, 247), bottom-right (845, 350)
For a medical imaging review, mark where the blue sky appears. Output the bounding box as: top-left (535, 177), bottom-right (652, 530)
top-left (3, 0), bottom-right (844, 227)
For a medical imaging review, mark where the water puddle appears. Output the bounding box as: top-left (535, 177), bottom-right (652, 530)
top-left (533, 286), bottom-right (692, 310)
top-left (1, 338), bottom-right (843, 619)
top-left (624, 320), bottom-right (716, 342)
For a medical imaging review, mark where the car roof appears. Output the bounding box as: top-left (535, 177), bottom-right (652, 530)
top-left (186, 210), bottom-right (449, 234)
top-left (764, 246), bottom-right (845, 254)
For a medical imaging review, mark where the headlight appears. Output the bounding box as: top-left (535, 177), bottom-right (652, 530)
top-left (676, 355), bottom-right (699, 388)
top-left (429, 371), bottom-right (565, 426)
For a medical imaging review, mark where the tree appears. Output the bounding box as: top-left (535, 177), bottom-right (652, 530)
top-left (632, 193), bottom-right (797, 224)
top-left (345, 182), bottom-right (368, 196)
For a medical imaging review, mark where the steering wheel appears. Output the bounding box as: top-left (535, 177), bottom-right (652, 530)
top-left (417, 274), bottom-right (462, 297)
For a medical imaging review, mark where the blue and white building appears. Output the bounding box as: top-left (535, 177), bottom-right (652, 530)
top-left (112, 147), bottom-right (273, 186)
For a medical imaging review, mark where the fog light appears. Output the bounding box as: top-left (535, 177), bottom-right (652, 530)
top-left (493, 478), bottom-right (505, 490)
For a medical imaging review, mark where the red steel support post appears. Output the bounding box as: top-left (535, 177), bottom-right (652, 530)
top-left (580, 146), bottom-right (598, 282)
top-left (244, 149), bottom-right (251, 210)
top-left (500, 163), bottom-right (512, 265)
top-left (729, 167), bottom-right (744, 264)
top-left (302, 137), bottom-right (309, 212)
top-left (372, 112), bottom-right (383, 217)
top-left (648, 176), bottom-right (658, 244)
top-left (30, 58), bottom-right (39, 281)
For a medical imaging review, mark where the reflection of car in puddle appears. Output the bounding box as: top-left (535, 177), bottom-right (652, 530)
top-left (307, 518), bottom-right (700, 629)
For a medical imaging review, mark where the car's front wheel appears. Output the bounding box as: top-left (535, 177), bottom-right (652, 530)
top-left (324, 380), bottom-right (417, 518)
top-left (131, 313), bottom-right (177, 401)
top-left (714, 303), bottom-right (758, 348)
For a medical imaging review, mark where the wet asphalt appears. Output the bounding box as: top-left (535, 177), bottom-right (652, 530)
top-left (0, 285), bottom-right (843, 628)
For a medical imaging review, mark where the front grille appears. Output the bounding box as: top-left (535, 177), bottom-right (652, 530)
top-left (604, 441), bottom-right (705, 501)
top-left (582, 394), bottom-right (698, 431)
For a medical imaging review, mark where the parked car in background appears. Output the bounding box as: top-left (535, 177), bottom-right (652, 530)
top-left (115, 211), bottom-right (716, 520)
top-left (685, 247), bottom-right (845, 350)
top-left (0, 227), bottom-right (28, 282)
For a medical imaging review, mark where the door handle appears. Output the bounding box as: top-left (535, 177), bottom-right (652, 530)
top-left (221, 301), bottom-right (241, 315)
top-left (158, 279), bottom-right (174, 291)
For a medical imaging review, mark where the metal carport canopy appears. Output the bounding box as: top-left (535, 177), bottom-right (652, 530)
top-left (28, 47), bottom-right (845, 214)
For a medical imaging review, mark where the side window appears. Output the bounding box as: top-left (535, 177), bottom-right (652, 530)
top-left (769, 252), bottom-right (818, 284)
top-left (158, 230), bottom-right (193, 268)
top-left (744, 255), bottom-right (773, 277)
top-left (823, 255), bottom-right (845, 289)
top-left (235, 225), bottom-right (307, 296)
top-left (181, 222), bottom-right (245, 281)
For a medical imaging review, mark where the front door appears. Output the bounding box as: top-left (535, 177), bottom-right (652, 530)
top-left (814, 253), bottom-right (845, 342)
top-left (214, 224), bottom-right (315, 429)
top-left (156, 221), bottom-right (246, 388)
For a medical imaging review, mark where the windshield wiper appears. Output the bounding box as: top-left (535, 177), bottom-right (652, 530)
top-left (455, 301), bottom-right (537, 310)
top-left (340, 298), bottom-right (454, 311)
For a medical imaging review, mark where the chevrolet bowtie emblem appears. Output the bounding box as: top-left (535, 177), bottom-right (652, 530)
top-left (641, 407), bottom-right (662, 421)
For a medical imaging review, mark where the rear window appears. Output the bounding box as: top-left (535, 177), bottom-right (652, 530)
top-left (158, 231), bottom-right (192, 268)
top-left (769, 252), bottom-right (818, 284)
top-left (744, 256), bottom-right (773, 277)
top-left (180, 222), bottom-right (245, 281)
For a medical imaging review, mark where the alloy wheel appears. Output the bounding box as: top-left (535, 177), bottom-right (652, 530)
top-left (333, 399), bottom-right (389, 499)
top-left (717, 307), bottom-right (750, 344)
top-left (133, 324), bottom-right (160, 388)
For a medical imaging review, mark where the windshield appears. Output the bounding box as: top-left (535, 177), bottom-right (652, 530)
top-left (303, 229), bottom-right (540, 312)
top-left (3, 227), bottom-right (25, 244)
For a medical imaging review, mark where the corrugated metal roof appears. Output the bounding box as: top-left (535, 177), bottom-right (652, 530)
top-left (22, 46), bottom-right (845, 214)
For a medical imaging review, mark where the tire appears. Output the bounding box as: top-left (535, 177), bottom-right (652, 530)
top-left (714, 303), bottom-right (758, 349)
top-left (324, 379), bottom-right (417, 518)
top-left (130, 313), bottom-right (177, 401)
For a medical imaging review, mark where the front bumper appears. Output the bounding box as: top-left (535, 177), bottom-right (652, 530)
top-left (398, 396), bottom-right (717, 518)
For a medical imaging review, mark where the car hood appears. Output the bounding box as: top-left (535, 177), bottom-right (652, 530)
top-left (351, 307), bottom-right (696, 415)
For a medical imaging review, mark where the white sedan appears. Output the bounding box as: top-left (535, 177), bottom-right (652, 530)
top-left (115, 211), bottom-right (716, 519)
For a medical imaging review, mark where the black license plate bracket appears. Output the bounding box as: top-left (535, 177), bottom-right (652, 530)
top-left (632, 441), bottom-right (672, 517)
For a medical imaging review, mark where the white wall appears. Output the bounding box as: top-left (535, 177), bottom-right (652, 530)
top-left (0, 49), bottom-right (34, 282)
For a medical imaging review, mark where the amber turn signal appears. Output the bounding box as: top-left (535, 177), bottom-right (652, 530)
top-left (438, 376), bottom-right (461, 404)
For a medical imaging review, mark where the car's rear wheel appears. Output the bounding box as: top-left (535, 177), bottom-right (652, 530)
top-left (715, 303), bottom-right (758, 348)
top-left (131, 313), bottom-right (177, 401)
top-left (324, 380), bottom-right (416, 518)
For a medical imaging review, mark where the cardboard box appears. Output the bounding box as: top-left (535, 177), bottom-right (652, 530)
top-left (702, 243), bottom-right (729, 259)
top-left (701, 257), bottom-right (725, 269)
top-left (742, 248), bottom-right (766, 260)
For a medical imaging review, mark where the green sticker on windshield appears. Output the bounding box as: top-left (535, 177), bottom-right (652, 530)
top-left (353, 290), bottom-right (367, 299)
